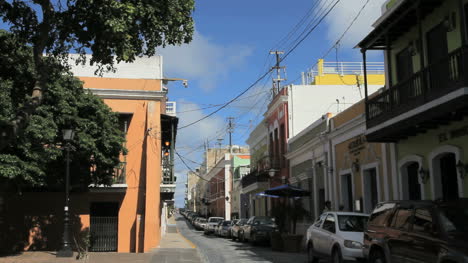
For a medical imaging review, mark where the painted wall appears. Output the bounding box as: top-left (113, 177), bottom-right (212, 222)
top-left (73, 54), bottom-right (164, 253)
top-left (397, 116), bottom-right (468, 199)
top-left (288, 84), bottom-right (383, 137)
top-left (331, 99), bottom-right (393, 213)
top-left (389, 0), bottom-right (462, 85)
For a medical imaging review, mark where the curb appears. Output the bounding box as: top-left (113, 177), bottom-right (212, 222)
top-left (175, 216), bottom-right (210, 263)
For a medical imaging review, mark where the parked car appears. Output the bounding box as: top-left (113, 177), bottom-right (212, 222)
top-left (194, 217), bottom-right (207, 231)
top-left (225, 219), bottom-right (238, 238)
top-left (231, 219), bottom-right (248, 241)
top-left (189, 213), bottom-right (200, 224)
top-left (204, 217), bottom-right (224, 235)
top-left (364, 199), bottom-right (468, 263)
top-left (199, 218), bottom-right (207, 231)
top-left (240, 216), bottom-right (277, 244)
top-left (217, 220), bottom-right (232, 238)
top-left (214, 221), bottom-right (223, 236)
top-left (306, 212), bottom-right (369, 263)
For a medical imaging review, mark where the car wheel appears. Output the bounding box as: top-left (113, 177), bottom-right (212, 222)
top-left (370, 249), bottom-right (386, 263)
top-left (332, 247), bottom-right (343, 263)
top-left (240, 231), bottom-right (245, 242)
top-left (307, 243), bottom-right (318, 263)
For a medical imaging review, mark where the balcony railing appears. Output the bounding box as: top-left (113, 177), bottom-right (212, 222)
top-left (241, 171), bottom-right (269, 188)
top-left (367, 45), bottom-right (468, 129)
top-left (113, 162), bottom-right (126, 184)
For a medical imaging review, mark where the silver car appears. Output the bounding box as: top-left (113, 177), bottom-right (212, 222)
top-left (306, 212), bottom-right (369, 263)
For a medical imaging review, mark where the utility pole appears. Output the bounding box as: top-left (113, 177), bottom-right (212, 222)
top-left (227, 117), bottom-right (235, 153)
top-left (270, 50), bottom-right (286, 96)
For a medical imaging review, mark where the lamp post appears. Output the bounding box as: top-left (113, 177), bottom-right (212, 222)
top-left (57, 128), bottom-right (74, 257)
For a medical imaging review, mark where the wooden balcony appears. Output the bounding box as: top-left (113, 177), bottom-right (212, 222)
top-left (366, 46), bottom-right (468, 142)
top-left (241, 171), bottom-right (269, 189)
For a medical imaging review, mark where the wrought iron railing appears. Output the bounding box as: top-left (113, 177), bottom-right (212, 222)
top-left (367, 45), bottom-right (467, 128)
top-left (241, 171), bottom-right (269, 188)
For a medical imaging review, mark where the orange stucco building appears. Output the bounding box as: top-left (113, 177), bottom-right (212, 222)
top-left (0, 55), bottom-right (176, 253)
top-left (69, 55), bottom-right (172, 252)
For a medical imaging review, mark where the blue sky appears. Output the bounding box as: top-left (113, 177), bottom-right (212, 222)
top-left (165, 0), bottom-right (389, 208)
top-left (1, 0), bottom-right (388, 208)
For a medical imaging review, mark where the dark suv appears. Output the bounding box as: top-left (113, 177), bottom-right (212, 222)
top-left (364, 199), bottom-right (468, 263)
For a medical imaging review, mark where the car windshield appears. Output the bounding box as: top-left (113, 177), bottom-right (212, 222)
top-left (222, 221), bottom-right (231, 226)
top-left (439, 206), bottom-right (468, 234)
top-left (338, 215), bottom-right (369, 232)
top-left (209, 218), bottom-right (223, 223)
top-left (254, 217), bottom-right (275, 225)
top-left (237, 219), bottom-right (247, 225)
top-left (199, 219), bottom-right (206, 223)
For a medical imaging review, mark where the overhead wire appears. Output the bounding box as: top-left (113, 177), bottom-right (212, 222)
top-left (272, 0), bottom-right (325, 51)
top-left (177, 0), bottom-right (342, 131)
top-left (285, 0), bottom-right (372, 86)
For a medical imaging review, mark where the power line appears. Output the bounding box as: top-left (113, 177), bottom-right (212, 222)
top-left (177, 69), bottom-right (273, 130)
top-left (272, 0), bottom-right (325, 50)
top-left (282, 0), bottom-right (341, 62)
top-left (175, 150), bottom-right (209, 182)
top-left (285, 0), bottom-right (372, 86)
top-left (177, 0), bottom-right (341, 131)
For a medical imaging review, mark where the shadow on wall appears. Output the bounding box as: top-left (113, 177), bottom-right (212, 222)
top-left (0, 193), bottom-right (87, 255)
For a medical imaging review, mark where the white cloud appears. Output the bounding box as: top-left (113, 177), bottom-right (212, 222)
top-left (325, 0), bottom-right (388, 48)
top-left (158, 30), bottom-right (253, 92)
top-left (173, 100), bottom-right (226, 207)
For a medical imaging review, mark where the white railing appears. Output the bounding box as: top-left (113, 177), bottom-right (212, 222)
top-left (316, 62), bottom-right (385, 76)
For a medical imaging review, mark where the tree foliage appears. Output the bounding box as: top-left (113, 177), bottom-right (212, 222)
top-left (0, 0), bottom-right (195, 150)
top-left (0, 0), bottom-right (195, 67)
top-left (0, 31), bottom-right (126, 190)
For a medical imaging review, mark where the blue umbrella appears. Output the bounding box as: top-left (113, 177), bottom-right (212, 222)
top-left (255, 192), bottom-right (279, 198)
top-left (264, 184), bottom-right (310, 197)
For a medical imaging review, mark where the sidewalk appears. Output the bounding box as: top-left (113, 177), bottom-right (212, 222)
top-left (149, 215), bottom-right (201, 263)
top-left (0, 216), bottom-right (201, 263)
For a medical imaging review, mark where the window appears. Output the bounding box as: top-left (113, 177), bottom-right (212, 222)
top-left (338, 215), bottom-right (369, 232)
top-left (322, 214), bottom-right (336, 233)
top-left (368, 203), bottom-right (396, 227)
top-left (412, 208), bottom-right (433, 235)
top-left (314, 214), bottom-right (327, 227)
top-left (118, 113), bottom-right (133, 134)
top-left (391, 207), bottom-right (413, 230)
top-left (438, 206), bottom-right (468, 234)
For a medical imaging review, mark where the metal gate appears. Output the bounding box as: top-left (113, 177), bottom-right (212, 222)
top-left (90, 216), bottom-right (118, 252)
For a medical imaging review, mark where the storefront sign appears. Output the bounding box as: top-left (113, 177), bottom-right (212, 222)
top-left (348, 135), bottom-right (366, 156)
top-left (438, 125), bottom-right (468, 143)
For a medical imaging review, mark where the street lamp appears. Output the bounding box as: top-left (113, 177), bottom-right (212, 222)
top-left (57, 128), bottom-right (74, 257)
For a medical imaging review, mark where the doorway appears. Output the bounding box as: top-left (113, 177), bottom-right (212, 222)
top-left (90, 202), bottom-right (119, 252)
top-left (426, 22), bottom-right (449, 91)
top-left (363, 168), bottom-right (378, 214)
top-left (396, 47), bottom-right (414, 83)
top-left (406, 162), bottom-right (422, 200)
top-left (440, 153), bottom-right (459, 201)
top-left (341, 174), bottom-right (353, 211)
